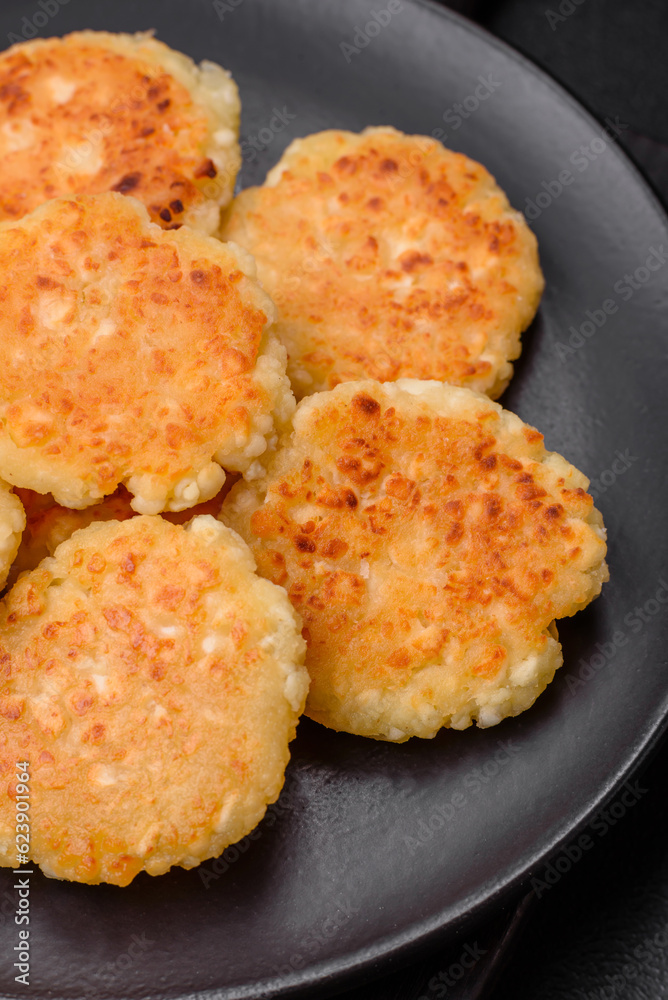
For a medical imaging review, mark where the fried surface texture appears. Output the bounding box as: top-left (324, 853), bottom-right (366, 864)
top-left (0, 515), bottom-right (308, 884)
top-left (222, 127), bottom-right (544, 398)
top-left (7, 482), bottom-right (236, 588)
top-left (0, 30), bottom-right (240, 233)
top-left (0, 193), bottom-right (294, 512)
top-left (222, 380), bottom-right (608, 740)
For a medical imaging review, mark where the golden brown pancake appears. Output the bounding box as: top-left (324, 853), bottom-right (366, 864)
top-left (222, 380), bottom-right (608, 741)
top-left (0, 515), bottom-right (308, 885)
top-left (0, 192), bottom-right (294, 512)
top-left (0, 31), bottom-right (240, 234)
top-left (7, 480), bottom-right (237, 588)
top-left (221, 127), bottom-right (544, 398)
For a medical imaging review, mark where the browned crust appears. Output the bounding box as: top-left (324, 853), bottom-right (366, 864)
top-left (222, 381), bottom-right (608, 738)
top-left (222, 128), bottom-right (544, 398)
top-left (0, 193), bottom-right (283, 510)
top-left (0, 31), bottom-right (240, 231)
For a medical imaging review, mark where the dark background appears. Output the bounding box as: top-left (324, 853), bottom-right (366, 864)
top-left (332, 1), bottom-right (668, 998)
top-left (0, 2), bottom-right (664, 998)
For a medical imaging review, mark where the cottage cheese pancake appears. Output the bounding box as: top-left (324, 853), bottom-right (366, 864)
top-left (222, 380), bottom-right (608, 740)
top-left (0, 515), bottom-right (308, 885)
top-left (7, 481), bottom-right (237, 588)
top-left (0, 30), bottom-right (240, 234)
top-left (222, 127), bottom-right (544, 398)
top-left (0, 193), bottom-right (294, 512)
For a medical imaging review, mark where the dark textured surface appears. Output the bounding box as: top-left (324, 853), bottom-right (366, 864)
top-left (0, 2), bottom-right (666, 999)
top-left (479, 4), bottom-right (668, 999)
top-left (482, 0), bottom-right (668, 146)
top-left (493, 738), bottom-right (668, 1000)
top-left (321, 3), bottom-right (668, 998)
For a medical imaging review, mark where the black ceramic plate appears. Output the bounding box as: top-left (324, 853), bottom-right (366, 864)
top-left (0, 1), bottom-right (667, 998)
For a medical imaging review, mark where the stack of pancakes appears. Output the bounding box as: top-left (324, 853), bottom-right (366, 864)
top-left (0, 32), bottom-right (607, 884)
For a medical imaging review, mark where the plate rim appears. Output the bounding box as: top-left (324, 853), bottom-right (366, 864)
top-left (201, 2), bottom-right (668, 994)
top-left (3, 2), bottom-right (668, 997)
